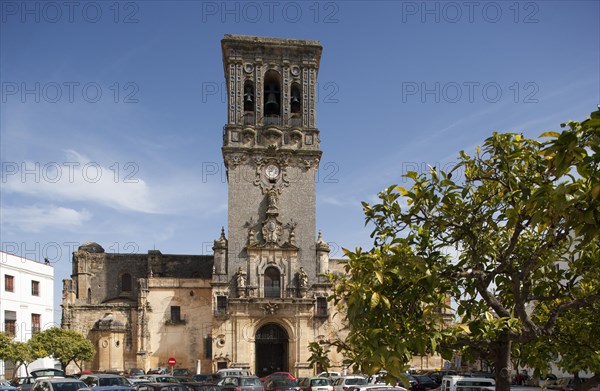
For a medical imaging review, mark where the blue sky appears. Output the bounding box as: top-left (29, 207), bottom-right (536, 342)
top-left (1, 0), bottom-right (598, 325)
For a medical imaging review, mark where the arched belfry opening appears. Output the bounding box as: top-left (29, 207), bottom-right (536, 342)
top-left (290, 83), bottom-right (301, 115)
top-left (255, 323), bottom-right (288, 378)
top-left (264, 70), bottom-right (281, 120)
top-left (244, 80), bottom-right (255, 113)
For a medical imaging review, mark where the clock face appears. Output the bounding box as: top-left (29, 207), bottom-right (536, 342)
top-left (265, 164), bottom-right (279, 180)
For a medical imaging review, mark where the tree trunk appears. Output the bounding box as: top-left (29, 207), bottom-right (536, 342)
top-left (494, 335), bottom-right (512, 391)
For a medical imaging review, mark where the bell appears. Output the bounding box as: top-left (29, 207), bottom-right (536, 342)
top-left (244, 87), bottom-right (254, 103)
top-left (291, 94), bottom-right (300, 105)
top-left (265, 92), bottom-right (279, 111)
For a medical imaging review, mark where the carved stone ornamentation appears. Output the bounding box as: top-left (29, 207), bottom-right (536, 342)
top-left (298, 267), bottom-right (308, 289)
top-left (261, 302), bottom-right (279, 315)
top-left (285, 220), bottom-right (297, 246)
top-left (266, 186), bottom-right (279, 213)
top-left (262, 215), bottom-right (283, 245)
top-left (225, 153), bottom-right (246, 168)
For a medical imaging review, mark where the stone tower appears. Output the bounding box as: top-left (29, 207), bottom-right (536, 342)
top-left (211, 35), bottom-right (334, 376)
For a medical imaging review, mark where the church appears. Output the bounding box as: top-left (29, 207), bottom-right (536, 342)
top-left (61, 35), bottom-right (348, 377)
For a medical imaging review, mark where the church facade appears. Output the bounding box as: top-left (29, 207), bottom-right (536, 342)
top-left (61, 35), bottom-right (348, 377)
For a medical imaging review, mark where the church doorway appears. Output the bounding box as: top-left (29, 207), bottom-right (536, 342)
top-left (255, 323), bottom-right (288, 378)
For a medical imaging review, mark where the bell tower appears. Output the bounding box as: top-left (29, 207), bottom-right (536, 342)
top-left (211, 35), bottom-right (335, 375)
top-left (218, 35), bottom-right (324, 292)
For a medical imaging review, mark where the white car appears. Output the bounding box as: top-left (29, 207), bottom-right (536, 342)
top-left (333, 376), bottom-right (368, 391)
top-left (318, 374), bottom-right (342, 380)
top-left (348, 386), bottom-right (407, 391)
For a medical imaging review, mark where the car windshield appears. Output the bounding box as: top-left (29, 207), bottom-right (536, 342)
top-left (32, 370), bottom-right (66, 379)
top-left (52, 382), bottom-right (86, 391)
top-left (241, 379), bottom-right (261, 386)
top-left (99, 378), bottom-right (131, 386)
top-left (221, 379), bottom-right (238, 386)
top-left (311, 380), bottom-right (331, 386)
top-left (346, 379), bottom-right (367, 386)
top-left (272, 380), bottom-right (298, 387)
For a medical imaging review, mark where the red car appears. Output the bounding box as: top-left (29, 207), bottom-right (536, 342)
top-left (260, 374), bottom-right (296, 383)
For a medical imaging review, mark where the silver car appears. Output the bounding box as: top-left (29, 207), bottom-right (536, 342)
top-left (31, 378), bottom-right (88, 391)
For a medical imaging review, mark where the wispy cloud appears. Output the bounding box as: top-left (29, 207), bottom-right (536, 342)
top-left (2, 150), bottom-right (160, 213)
top-left (1, 205), bottom-right (92, 233)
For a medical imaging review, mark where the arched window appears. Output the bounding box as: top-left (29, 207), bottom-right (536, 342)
top-left (244, 80), bottom-right (255, 113)
top-left (264, 267), bottom-right (281, 298)
top-left (121, 273), bottom-right (132, 292)
top-left (290, 83), bottom-right (301, 115)
top-left (264, 70), bottom-right (281, 119)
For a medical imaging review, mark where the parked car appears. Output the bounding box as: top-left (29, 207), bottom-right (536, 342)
top-left (347, 386), bottom-right (406, 391)
top-left (216, 370), bottom-right (252, 378)
top-left (219, 376), bottom-right (263, 391)
top-left (147, 370), bottom-right (168, 376)
top-left (317, 375), bottom-right (340, 381)
top-left (263, 379), bottom-right (301, 391)
top-left (191, 376), bottom-right (220, 385)
top-left (79, 374), bottom-right (135, 390)
top-left (13, 377), bottom-right (35, 391)
top-left (261, 374), bottom-right (296, 383)
top-left (440, 376), bottom-right (495, 391)
top-left (134, 383), bottom-right (189, 391)
top-left (185, 383), bottom-right (222, 391)
top-left (128, 370), bottom-right (146, 377)
top-left (172, 379), bottom-right (193, 385)
top-left (1, 380), bottom-right (17, 391)
top-left (31, 370), bottom-right (66, 379)
top-left (550, 377), bottom-right (589, 391)
top-left (30, 378), bottom-right (87, 391)
top-left (299, 377), bottom-right (333, 391)
top-left (411, 376), bottom-right (437, 391)
top-left (367, 373), bottom-right (415, 390)
top-left (142, 377), bottom-right (179, 384)
top-left (127, 380), bottom-right (149, 386)
top-left (333, 376), bottom-right (367, 391)
top-left (424, 372), bottom-right (457, 386)
top-left (172, 371), bottom-right (192, 378)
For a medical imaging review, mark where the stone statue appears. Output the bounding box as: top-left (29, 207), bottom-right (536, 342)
top-left (267, 186), bottom-right (279, 211)
top-left (299, 267), bottom-right (308, 288)
top-left (236, 267), bottom-right (246, 288)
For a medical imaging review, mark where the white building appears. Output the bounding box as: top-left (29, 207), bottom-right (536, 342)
top-left (0, 251), bottom-right (58, 380)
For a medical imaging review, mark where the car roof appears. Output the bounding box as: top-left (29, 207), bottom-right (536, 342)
top-left (37, 379), bottom-right (83, 384)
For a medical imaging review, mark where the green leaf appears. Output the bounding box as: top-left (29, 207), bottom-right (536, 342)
top-left (370, 292), bottom-right (380, 309)
top-left (540, 131), bottom-right (561, 138)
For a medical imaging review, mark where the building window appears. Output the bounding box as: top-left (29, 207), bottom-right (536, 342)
top-left (121, 273), bottom-right (132, 292)
top-left (170, 306), bottom-right (181, 323)
top-left (264, 267), bottom-right (281, 298)
top-left (205, 335), bottom-right (212, 359)
top-left (4, 311), bottom-right (16, 337)
top-left (5, 275), bottom-right (14, 292)
top-left (31, 280), bottom-right (40, 296)
top-left (316, 297), bottom-right (328, 317)
top-left (32, 314), bottom-right (41, 334)
top-left (216, 296), bottom-right (228, 316)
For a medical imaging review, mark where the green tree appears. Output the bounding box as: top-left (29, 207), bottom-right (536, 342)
top-left (29, 328), bottom-right (95, 371)
top-left (0, 332), bottom-right (38, 378)
top-left (330, 108), bottom-right (600, 391)
top-left (8, 341), bottom-right (36, 377)
top-left (0, 332), bottom-right (15, 363)
top-left (307, 341), bottom-right (331, 374)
